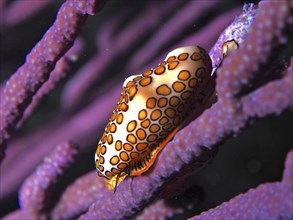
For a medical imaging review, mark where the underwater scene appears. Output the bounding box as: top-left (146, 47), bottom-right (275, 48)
top-left (0, 0), bottom-right (292, 219)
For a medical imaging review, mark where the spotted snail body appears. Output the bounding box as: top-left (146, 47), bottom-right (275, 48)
top-left (95, 45), bottom-right (216, 190)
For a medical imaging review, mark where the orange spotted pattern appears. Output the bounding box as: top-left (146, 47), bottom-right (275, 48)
top-left (95, 46), bottom-right (214, 190)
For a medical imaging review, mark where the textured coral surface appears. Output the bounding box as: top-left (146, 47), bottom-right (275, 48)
top-left (0, 0), bottom-right (292, 219)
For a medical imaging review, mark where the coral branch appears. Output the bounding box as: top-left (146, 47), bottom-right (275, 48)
top-left (0, 0), bottom-right (52, 29)
top-left (242, 58), bottom-right (293, 117)
top-left (3, 142), bottom-right (79, 220)
top-left (190, 149), bottom-right (293, 220)
top-left (136, 200), bottom-right (187, 220)
top-left (3, 210), bottom-right (41, 220)
top-left (136, 184), bottom-right (203, 220)
top-left (19, 142), bottom-right (78, 214)
top-left (216, 0), bottom-right (292, 103)
top-left (16, 38), bottom-right (84, 128)
top-left (51, 171), bottom-right (105, 220)
top-left (0, 0), bottom-right (104, 162)
top-left (0, 86), bottom-right (120, 199)
top-left (209, 3), bottom-right (257, 69)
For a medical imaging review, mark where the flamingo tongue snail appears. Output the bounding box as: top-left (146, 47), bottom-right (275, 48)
top-left (95, 45), bottom-right (216, 191)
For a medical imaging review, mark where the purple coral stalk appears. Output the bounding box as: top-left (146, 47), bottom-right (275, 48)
top-left (136, 199), bottom-right (187, 220)
top-left (51, 171), bottom-right (106, 220)
top-left (190, 149), bottom-right (293, 219)
top-left (216, 1), bottom-right (292, 103)
top-left (1, 85), bottom-right (120, 199)
top-left (16, 38), bottom-right (84, 128)
top-left (3, 142), bottom-right (78, 220)
top-left (136, 184), bottom-right (203, 220)
top-left (209, 3), bottom-right (257, 69)
top-left (0, 0), bottom-right (52, 29)
top-left (0, 0), bottom-right (104, 162)
top-left (19, 142), bottom-right (78, 213)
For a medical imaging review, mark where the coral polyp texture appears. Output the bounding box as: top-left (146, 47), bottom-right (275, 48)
top-left (0, 0), bottom-right (292, 219)
top-left (0, 0), bottom-right (104, 161)
top-left (191, 149), bottom-right (293, 220)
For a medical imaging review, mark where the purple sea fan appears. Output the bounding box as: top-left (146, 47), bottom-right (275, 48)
top-left (0, 0), bottom-right (292, 219)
